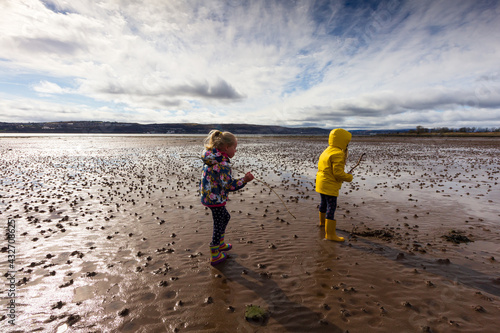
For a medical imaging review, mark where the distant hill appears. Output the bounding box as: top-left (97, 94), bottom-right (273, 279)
top-left (0, 121), bottom-right (422, 135)
top-left (0, 121), bottom-right (332, 135)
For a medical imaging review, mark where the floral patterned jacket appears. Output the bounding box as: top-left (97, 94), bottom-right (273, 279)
top-left (200, 148), bottom-right (247, 207)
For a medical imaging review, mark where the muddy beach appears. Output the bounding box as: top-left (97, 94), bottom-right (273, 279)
top-left (1, 134), bottom-right (499, 333)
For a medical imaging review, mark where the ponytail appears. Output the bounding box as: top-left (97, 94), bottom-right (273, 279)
top-left (204, 130), bottom-right (236, 150)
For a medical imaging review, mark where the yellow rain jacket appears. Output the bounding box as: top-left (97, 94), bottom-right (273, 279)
top-left (315, 128), bottom-right (353, 197)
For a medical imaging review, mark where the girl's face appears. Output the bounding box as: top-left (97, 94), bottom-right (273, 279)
top-left (223, 140), bottom-right (238, 158)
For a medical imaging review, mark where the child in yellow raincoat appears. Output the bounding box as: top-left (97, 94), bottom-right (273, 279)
top-left (315, 128), bottom-right (353, 241)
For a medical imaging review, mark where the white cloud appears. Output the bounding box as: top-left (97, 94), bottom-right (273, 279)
top-left (0, 0), bottom-right (499, 129)
top-left (33, 80), bottom-right (69, 94)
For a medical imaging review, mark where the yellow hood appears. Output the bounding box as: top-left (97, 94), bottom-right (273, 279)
top-left (328, 128), bottom-right (351, 150)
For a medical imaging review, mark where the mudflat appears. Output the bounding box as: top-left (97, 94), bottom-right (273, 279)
top-left (1, 135), bottom-right (499, 332)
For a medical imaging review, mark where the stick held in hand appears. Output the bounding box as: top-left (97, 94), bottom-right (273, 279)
top-left (349, 153), bottom-right (366, 174)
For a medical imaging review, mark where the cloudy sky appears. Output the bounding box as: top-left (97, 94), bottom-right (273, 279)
top-left (1, 0), bottom-right (499, 129)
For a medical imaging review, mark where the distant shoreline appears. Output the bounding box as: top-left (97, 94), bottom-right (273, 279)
top-left (375, 132), bottom-right (500, 137)
top-left (1, 133), bottom-right (499, 140)
top-left (0, 121), bottom-right (498, 137)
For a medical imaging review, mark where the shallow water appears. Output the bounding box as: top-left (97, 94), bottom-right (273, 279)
top-left (0, 135), bottom-right (499, 332)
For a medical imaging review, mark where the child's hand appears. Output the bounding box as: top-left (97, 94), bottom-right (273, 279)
top-left (244, 172), bottom-right (254, 183)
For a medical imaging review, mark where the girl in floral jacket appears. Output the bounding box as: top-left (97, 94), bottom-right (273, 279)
top-left (200, 130), bottom-right (254, 265)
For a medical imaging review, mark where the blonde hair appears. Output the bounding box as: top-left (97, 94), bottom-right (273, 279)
top-left (204, 130), bottom-right (237, 150)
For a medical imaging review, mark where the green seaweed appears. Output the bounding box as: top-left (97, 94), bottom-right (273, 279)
top-left (441, 230), bottom-right (472, 244)
top-left (245, 305), bottom-right (269, 323)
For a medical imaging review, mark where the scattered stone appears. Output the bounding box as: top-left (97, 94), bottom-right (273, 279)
top-left (340, 308), bottom-right (351, 317)
top-left (437, 258), bottom-right (451, 265)
top-left (59, 279), bottom-right (73, 288)
top-left (51, 301), bottom-right (65, 309)
top-left (67, 314), bottom-right (81, 326)
top-left (402, 301), bottom-right (412, 308)
top-left (44, 315), bottom-right (57, 324)
top-left (474, 305), bottom-right (486, 312)
top-left (118, 308), bottom-right (129, 317)
top-left (379, 306), bottom-right (387, 316)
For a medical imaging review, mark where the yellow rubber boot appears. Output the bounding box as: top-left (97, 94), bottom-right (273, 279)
top-left (325, 219), bottom-right (345, 242)
top-left (319, 212), bottom-right (326, 227)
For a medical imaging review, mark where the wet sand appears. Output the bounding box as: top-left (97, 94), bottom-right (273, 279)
top-left (1, 135), bottom-right (499, 332)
